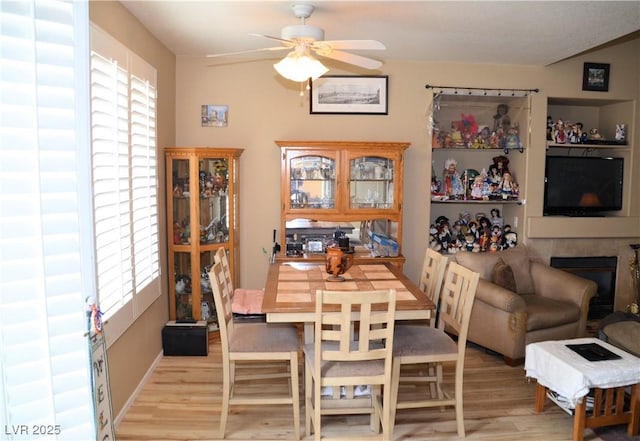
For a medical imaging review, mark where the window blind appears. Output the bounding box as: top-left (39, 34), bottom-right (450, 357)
top-left (89, 25), bottom-right (160, 345)
top-left (0, 0), bottom-right (96, 439)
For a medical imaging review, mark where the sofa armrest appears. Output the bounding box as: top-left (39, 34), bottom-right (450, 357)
top-left (475, 279), bottom-right (527, 313)
top-left (530, 262), bottom-right (597, 308)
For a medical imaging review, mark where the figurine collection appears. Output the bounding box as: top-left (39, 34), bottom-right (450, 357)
top-left (432, 154), bottom-right (519, 201)
top-left (432, 104), bottom-right (523, 154)
top-left (546, 116), bottom-right (627, 144)
top-left (429, 209), bottom-right (517, 254)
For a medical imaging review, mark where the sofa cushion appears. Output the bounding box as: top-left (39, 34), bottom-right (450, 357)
top-left (491, 258), bottom-right (517, 292)
top-left (455, 247), bottom-right (534, 294)
top-left (521, 294), bottom-right (580, 331)
top-left (602, 321), bottom-right (640, 357)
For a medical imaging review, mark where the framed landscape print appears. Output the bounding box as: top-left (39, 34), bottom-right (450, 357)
top-left (310, 75), bottom-right (388, 114)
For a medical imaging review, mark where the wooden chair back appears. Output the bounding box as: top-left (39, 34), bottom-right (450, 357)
top-left (437, 261), bottom-right (480, 351)
top-left (209, 261), bottom-right (234, 356)
top-left (314, 289), bottom-right (397, 372)
top-left (214, 247), bottom-right (234, 293)
top-left (419, 248), bottom-right (448, 326)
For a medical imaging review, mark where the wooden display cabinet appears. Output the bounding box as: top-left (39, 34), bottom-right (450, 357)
top-left (165, 147), bottom-right (243, 322)
top-left (276, 140), bottom-right (410, 268)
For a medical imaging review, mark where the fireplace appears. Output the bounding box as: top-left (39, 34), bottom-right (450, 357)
top-left (550, 256), bottom-right (617, 320)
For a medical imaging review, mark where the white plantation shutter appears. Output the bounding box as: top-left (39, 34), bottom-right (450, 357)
top-left (90, 50), bottom-right (134, 319)
top-left (130, 72), bottom-right (159, 298)
top-left (89, 25), bottom-right (160, 345)
top-left (0, 0), bottom-right (96, 439)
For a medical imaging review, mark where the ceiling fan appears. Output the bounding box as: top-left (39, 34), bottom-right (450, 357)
top-left (206, 3), bottom-right (385, 82)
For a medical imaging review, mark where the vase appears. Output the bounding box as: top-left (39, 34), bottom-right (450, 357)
top-left (325, 246), bottom-right (354, 282)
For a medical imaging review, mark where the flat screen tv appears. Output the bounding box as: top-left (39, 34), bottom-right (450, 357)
top-left (544, 156), bottom-right (623, 216)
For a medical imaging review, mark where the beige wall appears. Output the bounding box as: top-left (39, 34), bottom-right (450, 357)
top-left (176, 38), bottom-right (640, 293)
top-left (90, 0), bottom-right (176, 417)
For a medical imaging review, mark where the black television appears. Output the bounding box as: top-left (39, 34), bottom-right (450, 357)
top-left (544, 156), bottom-right (624, 216)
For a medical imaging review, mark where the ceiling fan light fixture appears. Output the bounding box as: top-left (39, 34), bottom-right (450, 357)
top-left (273, 50), bottom-right (328, 82)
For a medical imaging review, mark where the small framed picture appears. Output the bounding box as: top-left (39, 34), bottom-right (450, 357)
top-left (582, 63), bottom-right (610, 92)
top-left (310, 75), bottom-right (388, 115)
top-left (201, 104), bottom-right (228, 127)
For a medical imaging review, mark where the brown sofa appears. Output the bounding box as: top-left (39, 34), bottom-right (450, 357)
top-left (454, 246), bottom-right (597, 366)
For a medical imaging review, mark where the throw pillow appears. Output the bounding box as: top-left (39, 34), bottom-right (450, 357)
top-left (491, 258), bottom-right (517, 292)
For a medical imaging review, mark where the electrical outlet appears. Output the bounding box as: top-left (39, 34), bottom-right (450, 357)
top-left (513, 216), bottom-right (518, 228)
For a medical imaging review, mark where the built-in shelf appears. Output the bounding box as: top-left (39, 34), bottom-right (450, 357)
top-left (431, 199), bottom-right (522, 205)
top-left (546, 142), bottom-right (628, 150)
top-left (528, 216), bottom-right (640, 239)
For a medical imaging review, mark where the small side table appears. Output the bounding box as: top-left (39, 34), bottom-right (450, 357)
top-left (525, 338), bottom-right (640, 441)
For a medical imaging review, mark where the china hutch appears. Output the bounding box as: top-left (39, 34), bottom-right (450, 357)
top-left (165, 147), bottom-right (243, 322)
top-left (276, 140), bottom-right (409, 268)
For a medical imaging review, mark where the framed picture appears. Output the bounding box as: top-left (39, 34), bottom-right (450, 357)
top-left (310, 75), bottom-right (388, 115)
top-left (201, 104), bottom-right (228, 127)
top-left (582, 63), bottom-right (610, 92)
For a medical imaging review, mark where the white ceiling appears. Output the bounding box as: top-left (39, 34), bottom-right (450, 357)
top-left (121, 1), bottom-right (640, 67)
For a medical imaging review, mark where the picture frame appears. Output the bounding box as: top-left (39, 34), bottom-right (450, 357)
top-left (582, 63), bottom-right (610, 92)
top-left (310, 75), bottom-right (388, 115)
top-left (201, 104), bottom-right (228, 127)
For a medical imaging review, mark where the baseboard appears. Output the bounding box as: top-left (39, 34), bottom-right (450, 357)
top-left (114, 349), bottom-right (163, 427)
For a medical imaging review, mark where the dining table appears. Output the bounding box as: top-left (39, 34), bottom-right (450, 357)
top-left (262, 261), bottom-right (435, 343)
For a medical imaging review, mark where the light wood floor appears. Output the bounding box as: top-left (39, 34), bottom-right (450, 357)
top-left (116, 331), bottom-right (604, 441)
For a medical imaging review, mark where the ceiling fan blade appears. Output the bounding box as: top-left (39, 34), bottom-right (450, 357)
top-left (249, 32), bottom-right (295, 46)
top-left (206, 46), bottom-right (289, 58)
top-left (317, 40), bottom-right (385, 51)
top-left (316, 48), bottom-right (383, 70)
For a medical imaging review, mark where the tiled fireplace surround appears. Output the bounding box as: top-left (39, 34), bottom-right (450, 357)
top-left (527, 238), bottom-right (640, 313)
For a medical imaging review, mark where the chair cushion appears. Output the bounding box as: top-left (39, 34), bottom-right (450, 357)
top-left (456, 246), bottom-right (534, 294)
top-left (229, 323), bottom-right (299, 352)
top-left (521, 295), bottom-right (581, 331)
top-left (303, 341), bottom-right (385, 377)
top-left (232, 288), bottom-right (265, 314)
top-left (491, 258), bottom-right (517, 292)
top-left (392, 325), bottom-right (457, 357)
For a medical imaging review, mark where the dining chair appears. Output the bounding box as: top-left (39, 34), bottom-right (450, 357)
top-left (398, 248), bottom-right (449, 400)
top-left (214, 246), bottom-right (264, 316)
top-left (418, 247), bottom-right (449, 327)
top-left (208, 261), bottom-right (301, 440)
top-left (304, 288), bottom-right (397, 441)
top-left (389, 261), bottom-right (480, 438)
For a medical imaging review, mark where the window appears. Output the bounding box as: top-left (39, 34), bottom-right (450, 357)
top-left (0, 0), bottom-right (96, 437)
top-left (90, 25), bottom-right (160, 346)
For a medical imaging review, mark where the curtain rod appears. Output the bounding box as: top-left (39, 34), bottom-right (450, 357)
top-left (425, 84), bottom-right (539, 96)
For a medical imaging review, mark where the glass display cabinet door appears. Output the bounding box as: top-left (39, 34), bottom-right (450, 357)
top-left (288, 154), bottom-right (336, 210)
top-left (198, 157), bottom-right (230, 245)
top-left (199, 250), bottom-right (217, 330)
top-left (171, 158), bottom-right (191, 245)
top-left (173, 251), bottom-right (193, 320)
top-left (349, 156), bottom-right (395, 209)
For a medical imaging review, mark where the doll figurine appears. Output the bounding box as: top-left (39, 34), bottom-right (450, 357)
top-left (498, 172), bottom-right (518, 198)
top-left (490, 208), bottom-right (504, 228)
top-left (554, 119), bottom-right (567, 144)
top-left (442, 158), bottom-right (464, 197)
top-left (493, 104), bottom-right (511, 133)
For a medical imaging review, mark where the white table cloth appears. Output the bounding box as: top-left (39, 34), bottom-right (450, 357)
top-left (525, 337), bottom-right (640, 407)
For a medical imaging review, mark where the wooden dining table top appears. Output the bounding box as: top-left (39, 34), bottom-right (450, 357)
top-left (262, 261), bottom-right (435, 315)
